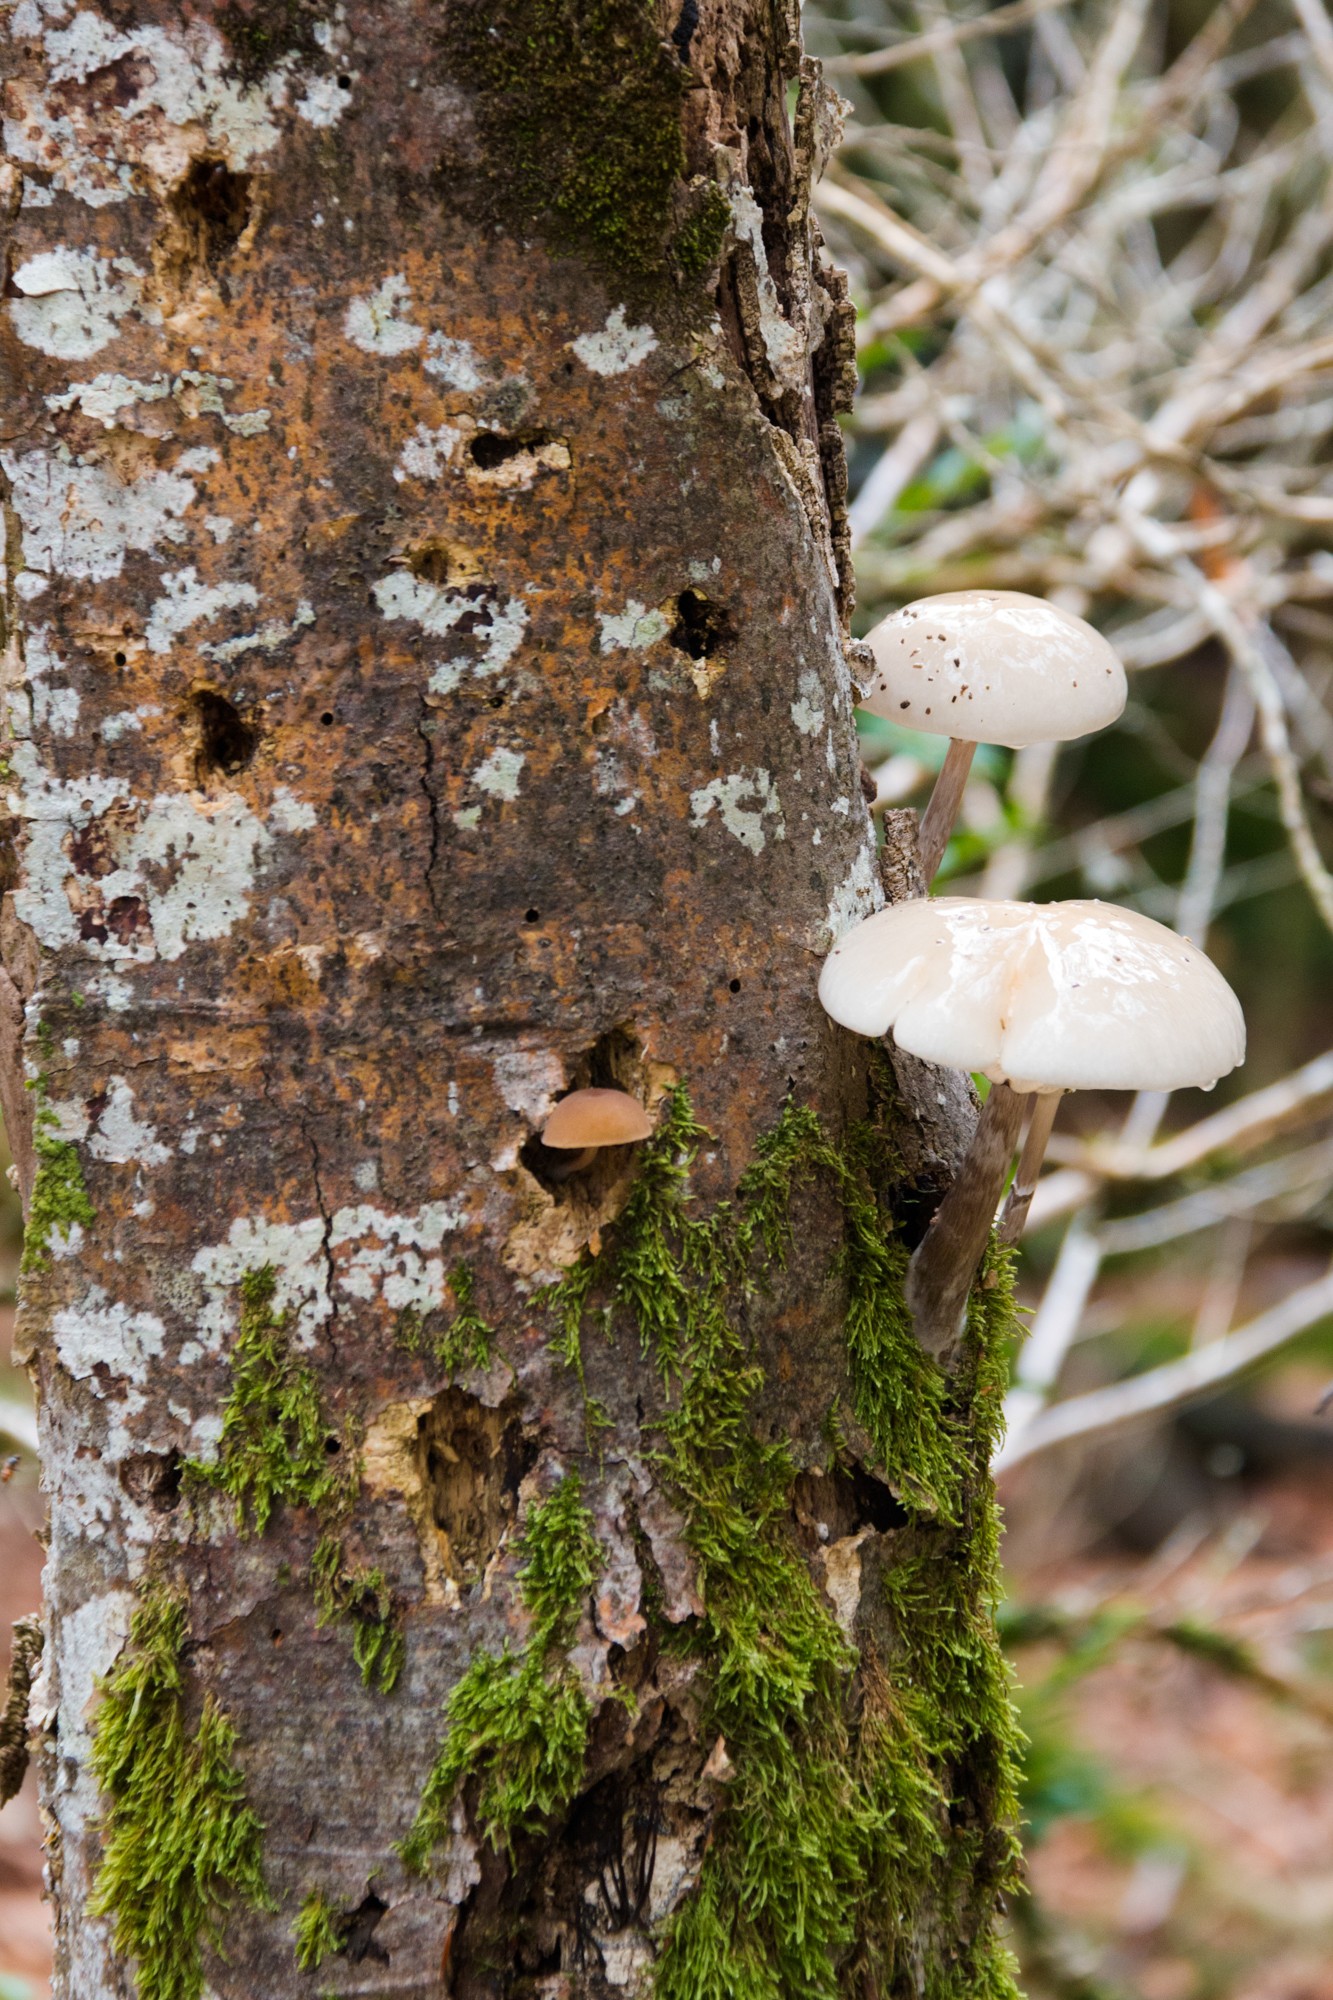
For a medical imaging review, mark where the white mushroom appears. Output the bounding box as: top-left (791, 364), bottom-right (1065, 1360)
top-left (860, 591), bottom-right (1127, 881)
top-left (819, 897), bottom-right (1245, 1359)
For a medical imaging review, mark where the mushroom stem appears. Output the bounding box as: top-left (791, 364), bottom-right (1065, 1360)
top-left (916, 738), bottom-right (977, 883)
top-left (998, 1091), bottom-right (1063, 1244)
top-left (906, 1080), bottom-right (1028, 1364)
top-left (546, 1146), bottom-right (598, 1182)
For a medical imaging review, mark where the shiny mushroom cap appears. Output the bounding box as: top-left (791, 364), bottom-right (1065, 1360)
top-left (859, 590), bottom-right (1127, 749)
top-left (541, 1088), bottom-right (654, 1149)
top-left (819, 897), bottom-right (1245, 1096)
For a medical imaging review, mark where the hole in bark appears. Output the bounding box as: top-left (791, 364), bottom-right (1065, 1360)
top-left (468, 429), bottom-right (555, 471)
top-left (192, 689), bottom-right (257, 778)
top-left (794, 1463), bottom-right (910, 1542)
top-left (270, 1628), bottom-right (282, 1646)
top-left (668, 588), bottom-right (735, 660)
top-left (324, 1435), bottom-right (342, 1456)
top-left (519, 1025), bottom-right (649, 1198)
top-left (320, 711), bottom-right (335, 726)
top-left (417, 1388), bottom-right (536, 1591)
top-left (672, 0), bottom-right (700, 59)
top-left (337, 73), bottom-right (352, 89)
top-left (119, 1450), bottom-right (183, 1514)
top-left (342, 1892), bottom-right (389, 1965)
top-left (566, 1771), bottom-right (662, 1931)
top-left (113, 651), bottom-right (127, 666)
top-left (168, 157), bottom-right (253, 269)
top-left (524, 908), bottom-right (540, 923)
top-left (728, 977), bottom-right (741, 993)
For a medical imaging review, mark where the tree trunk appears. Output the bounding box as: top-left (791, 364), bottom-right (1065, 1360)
top-left (0, 4), bottom-right (1022, 1996)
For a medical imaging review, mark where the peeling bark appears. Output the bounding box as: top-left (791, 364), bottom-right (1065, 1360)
top-left (1, 5), bottom-right (1019, 1997)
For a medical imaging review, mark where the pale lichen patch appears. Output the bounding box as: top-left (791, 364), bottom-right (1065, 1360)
top-left (330, 1201), bottom-right (467, 1314)
top-left (424, 332), bottom-right (483, 390)
top-left (86, 1076), bottom-right (172, 1168)
top-left (5, 9), bottom-right (349, 211)
top-left (145, 568), bottom-right (259, 656)
top-left (8, 247), bottom-right (142, 360)
top-left (472, 747), bottom-right (526, 801)
top-left (823, 843), bottom-right (882, 946)
top-left (192, 1216), bottom-right (331, 1352)
top-left (492, 1048), bottom-right (565, 1122)
top-left (567, 306), bottom-right (658, 377)
top-left (53, 1287), bottom-right (166, 1387)
top-left (394, 422), bottom-right (463, 483)
top-left (6, 749), bottom-right (276, 962)
top-left (47, 371), bottom-right (169, 426)
top-left (1, 449), bottom-right (201, 582)
top-left (729, 186), bottom-right (806, 391)
top-left (598, 601), bottom-right (670, 652)
top-left (343, 274), bottom-right (424, 356)
top-left (689, 769), bottom-right (785, 855)
top-left (790, 669), bottom-right (826, 738)
top-left (199, 601), bottom-right (314, 664)
top-left (270, 787), bottom-right (317, 834)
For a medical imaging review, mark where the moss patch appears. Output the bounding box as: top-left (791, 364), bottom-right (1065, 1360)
top-left (293, 1887), bottom-right (342, 1971)
top-left (401, 1472), bottom-right (601, 1866)
top-left (395, 1260), bottom-right (495, 1376)
top-left (311, 1534), bottom-right (405, 1697)
top-left (186, 1269), bottom-right (401, 1693)
top-left (89, 1584), bottom-right (271, 2000)
top-left (448, 0), bottom-right (691, 278)
top-left (20, 1072), bottom-right (95, 1275)
top-left (542, 1084), bottom-right (1024, 1999)
top-left (186, 1269), bottom-right (341, 1534)
top-left (434, 1261), bottom-right (496, 1374)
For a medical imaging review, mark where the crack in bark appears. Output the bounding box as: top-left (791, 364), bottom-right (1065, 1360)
top-left (299, 1108), bottom-right (339, 1358)
top-left (415, 705), bottom-right (444, 922)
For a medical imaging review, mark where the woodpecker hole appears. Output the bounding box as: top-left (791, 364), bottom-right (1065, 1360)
top-left (469, 429), bottom-right (555, 471)
top-left (669, 588), bottom-right (735, 660)
top-left (192, 690), bottom-right (257, 778)
top-left (168, 157), bottom-right (253, 269)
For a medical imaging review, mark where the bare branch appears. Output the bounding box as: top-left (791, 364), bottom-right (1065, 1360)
top-left (997, 1267), bottom-right (1333, 1469)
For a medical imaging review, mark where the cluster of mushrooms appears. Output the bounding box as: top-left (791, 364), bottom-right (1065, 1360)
top-left (823, 590), bottom-right (1245, 1361)
top-left (538, 590), bottom-right (1245, 1368)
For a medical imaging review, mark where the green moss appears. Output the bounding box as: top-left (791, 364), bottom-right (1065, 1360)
top-left (185, 1269), bottom-right (341, 1534)
top-left (450, 0), bottom-right (691, 277)
top-left (310, 1535), bottom-right (404, 1696)
top-left (20, 1077), bottom-right (95, 1275)
top-left (187, 1270), bottom-right (402, 1694)
top-left (395, 1264), bottom-right (495, 1377)
top-left (673, 182), bottom-right (731, 280)
top-left (401, 1473), bottom-right (600, 1867)
top-left (293, 1888), bottom-right (342, 1971)
top-left (217, 1), bottom-right (320, 84)
top-left (89, 1584), bottom-right (271, 2000)
top-left (540, 1085), bottom-right (1024, 1998)
top-left (433, 1261), bottom-right (495, 1373)
top-left (514, 1465), bottom-right (601, 1631)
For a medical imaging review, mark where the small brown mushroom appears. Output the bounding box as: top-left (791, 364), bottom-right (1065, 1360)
top-left (540, 1087), bottom-right (654, 1177)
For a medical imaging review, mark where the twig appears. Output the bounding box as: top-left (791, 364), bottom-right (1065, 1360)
top-left (998, 1266), bottom-right (1333, 1468)
top-left (826, 0), bottom-right (1075, 79)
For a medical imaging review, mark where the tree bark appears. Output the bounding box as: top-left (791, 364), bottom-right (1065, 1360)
top-left (1, 4), bottom-right (1021, 1997)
